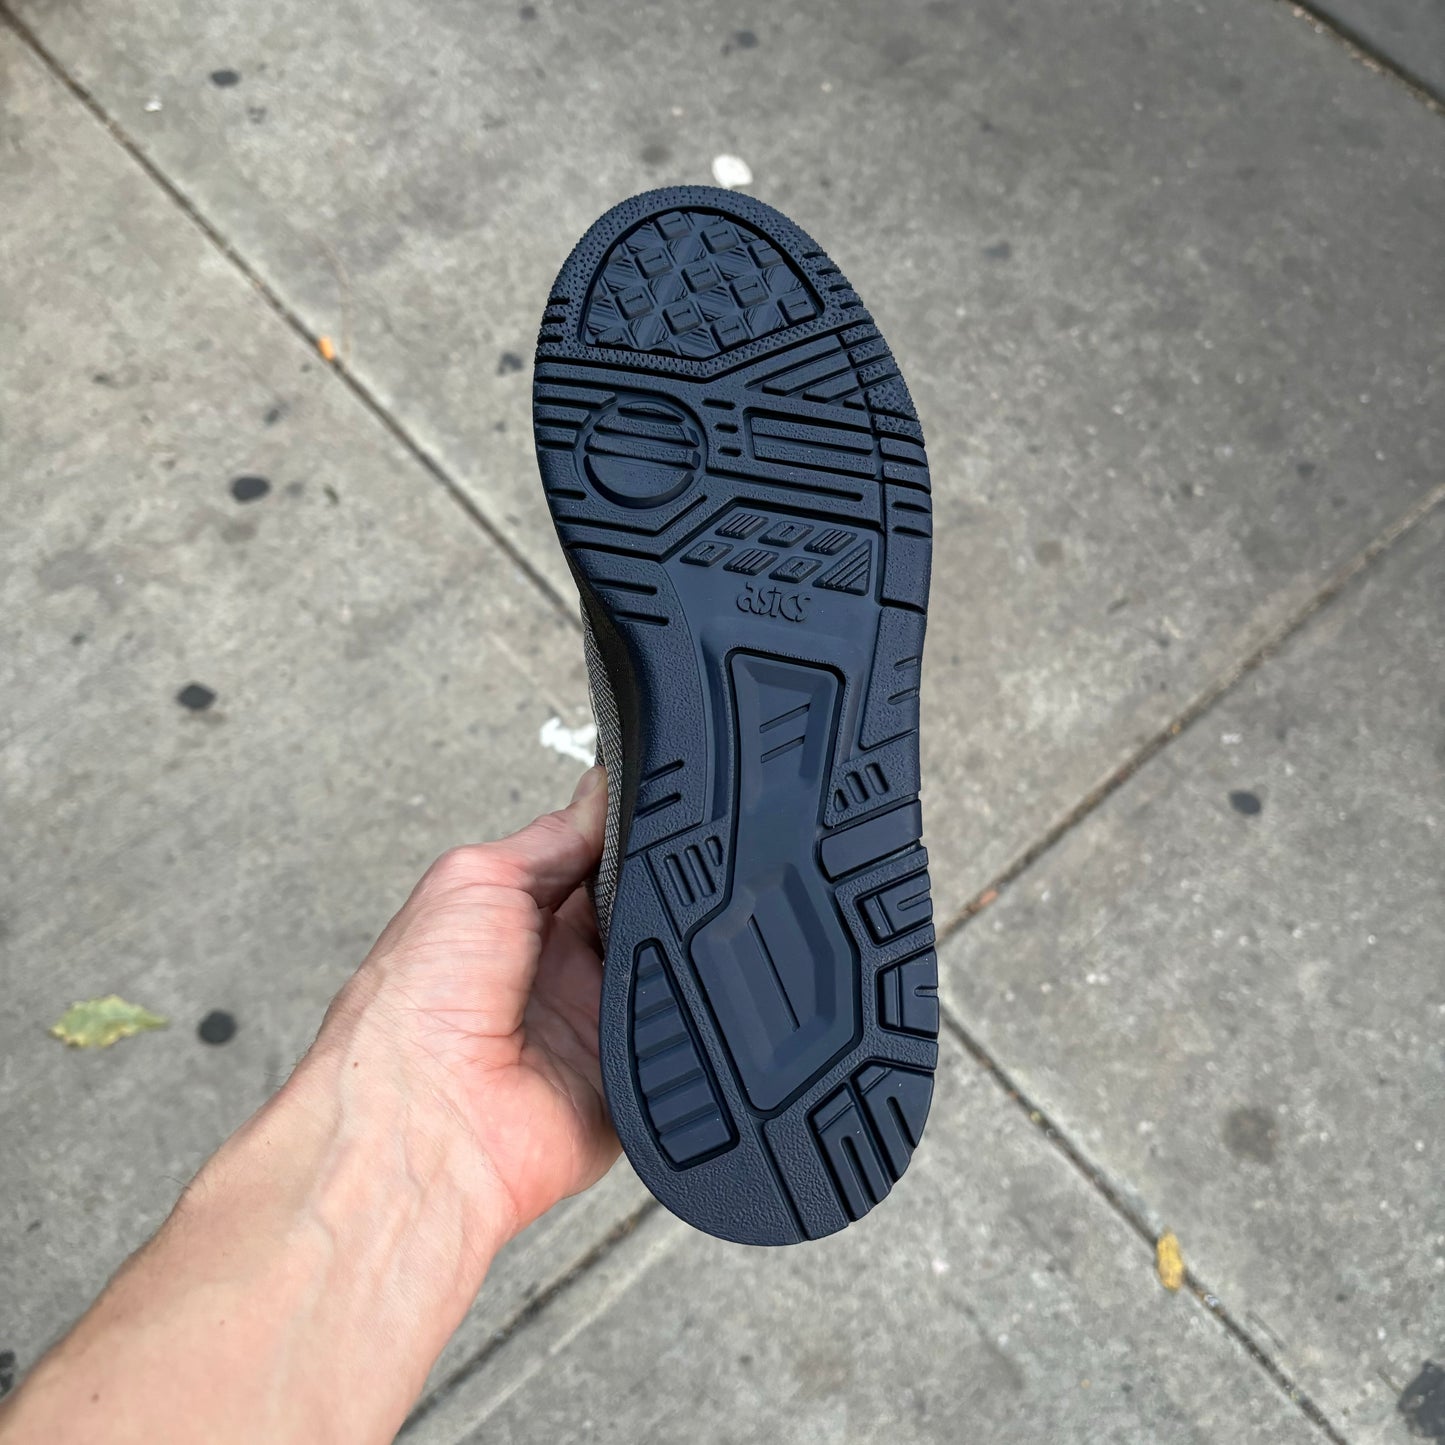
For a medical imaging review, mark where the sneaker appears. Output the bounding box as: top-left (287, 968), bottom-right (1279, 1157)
top-left (533, 187), bottom-right (936, 1244)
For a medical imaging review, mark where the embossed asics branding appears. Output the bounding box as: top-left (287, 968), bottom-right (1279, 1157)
top-left (736, 583), bottom-right (810, 622)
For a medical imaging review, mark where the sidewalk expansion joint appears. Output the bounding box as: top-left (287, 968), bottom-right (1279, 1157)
top-left (927, 482), bottom-right (1445, 1444)
top-left (937, 1005), bottom-right (1352, 1444)
top-left (1271, 0), bottom-right (1445, 112)
top-left (398, 1200), bottom-right (659, 1437)
top-left (0, 4), bottom-right (580, 636)
top-left (936, 476), bottom-right (1445, 946)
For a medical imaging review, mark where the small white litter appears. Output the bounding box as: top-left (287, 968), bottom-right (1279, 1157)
top-left (711, 154), bottom-right (753, 189)
top-left (539, 715), bottom-right (597, 765)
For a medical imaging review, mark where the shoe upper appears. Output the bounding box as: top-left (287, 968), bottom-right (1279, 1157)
top-left (581, 607), bottom-right (625, 948)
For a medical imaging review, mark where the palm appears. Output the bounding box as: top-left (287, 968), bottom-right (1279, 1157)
top-left (358, 777), bottom-right (619, 1234)
top-left (456, 883), bottom-right (616, 1230)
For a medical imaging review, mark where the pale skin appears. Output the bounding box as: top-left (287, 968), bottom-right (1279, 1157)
top-left (0, 765), bottom-right (618, 1445)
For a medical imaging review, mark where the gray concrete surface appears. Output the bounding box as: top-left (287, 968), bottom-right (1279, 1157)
top-left (0, 29), bottom-right (647, 1395)
top-left (2, 0), bottom-right (1443, 1440)
top-left (941, 505), bottom-right (1445, 1441)
top-left (1305, 0), bottom-right (1445, 99)
top-left (407, 1037), bottom-right (1321, 1445)
top-left (9, 0), bottom-right (1444, 926)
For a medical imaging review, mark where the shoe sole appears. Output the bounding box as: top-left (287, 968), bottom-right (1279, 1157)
top-left (532, 187), bottom-right (936, 1245)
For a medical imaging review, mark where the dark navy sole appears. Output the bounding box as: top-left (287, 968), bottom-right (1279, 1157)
top-left (532, 187), bottom-right (936, 1245)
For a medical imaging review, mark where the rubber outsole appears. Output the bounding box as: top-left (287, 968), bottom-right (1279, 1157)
top-left (532, 186), bottom-right (936, 1245)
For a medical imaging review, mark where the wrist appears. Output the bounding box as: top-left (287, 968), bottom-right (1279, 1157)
top-left (174, 1023), bottom-right (509, 1440)
top-left (3, 1022), bottom-right (512, 1445)
top-left (257, 1006), bottom-right (515, 1310)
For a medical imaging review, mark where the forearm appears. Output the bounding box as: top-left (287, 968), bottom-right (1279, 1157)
top-left (1, 1005), bottom-right (510, 1445)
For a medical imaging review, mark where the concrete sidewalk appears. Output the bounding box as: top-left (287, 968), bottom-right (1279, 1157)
top-left (2, 1), bottom-right (1441, 1440)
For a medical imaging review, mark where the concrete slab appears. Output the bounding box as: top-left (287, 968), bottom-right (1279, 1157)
top-left (1301, 0), bottom-right (1445, 100)
top-left (0, 32), bottom-right (646, 1396)
top-left (9, 0), bottom-right (1444, 923)
top-left (404, 1034), bottom-right (1322, 1445)
top-left (940, 501), bottom-right (1445, 1441)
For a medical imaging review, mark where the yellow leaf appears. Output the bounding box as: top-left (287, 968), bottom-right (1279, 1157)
top-left (1156, 1230), bottom-right (1185, 1291)
top-left (50, 995), bottom-right (168, 1049)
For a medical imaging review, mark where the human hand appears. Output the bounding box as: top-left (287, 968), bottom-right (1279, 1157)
top-left (315, 763), bottom-right (619, 1239)
top-left (0, 769), bottom-right (620, 1445)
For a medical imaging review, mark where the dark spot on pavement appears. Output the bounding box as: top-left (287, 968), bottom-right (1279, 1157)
top-left (26, 1219), bottom-right (41, 1233)
top-left (230, 475), bottom-right (271, 503)
top-left (70, 632), bottom-right (86, 646)
top-left (724, 29), bottom-right (758, 52)
top-left (219, 519), bottom-right (256, 545)
top-left (263, 403), bottom-right (286, 426)
top-left (92, 371), bottom-right (114, 386)
top-left (247, 105), bottom-right (267, 124)
top-left (1053, 301), bottom-right (1087, 331)
top-left (176, 683), bottom-right (217, 712)
top-left (497, 351), bottom-right (525, 375)
top-left (323, 484), bottom-right (340, 505)
top-left (209, 69), bottom-right (241, 87)
top-left (1335, 115), bottom-right (1383, 151)
top-left (1400, 1361), bottom-right (1445, 1440)
top-left (880, 32), bottom-right (924, 66)
top-left (984, 241), bottom-right (1013, 261)
top-left (1223, 1105), bottom-right (1277, 1164)
top-left (1295, 461), bottom-right (1316, 479)
top-left (1034, 539), bottom-right (1064, 567)
top-left (640, 141), bottom-right (672, 168)
top-left (198, 1010), bottom-right (237, 1045)
top-left (518, 2), bottom-right (537, 17)
top-left (1229, 789), bottom-right (1263, 816)
top-left (0, 1351), bottom-right (15, 1399)
top-left (284, 481), bottom-right (305, 498)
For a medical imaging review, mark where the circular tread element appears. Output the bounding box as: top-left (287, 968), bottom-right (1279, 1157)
top-left (580, 395), bottom-right (702, 509)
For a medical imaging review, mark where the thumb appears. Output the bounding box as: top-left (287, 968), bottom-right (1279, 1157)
top-left (488, 765), bottom-right (607, 912)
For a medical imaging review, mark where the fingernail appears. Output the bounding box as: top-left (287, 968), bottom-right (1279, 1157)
top-left (570, 764), bottom-right (605, 804)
